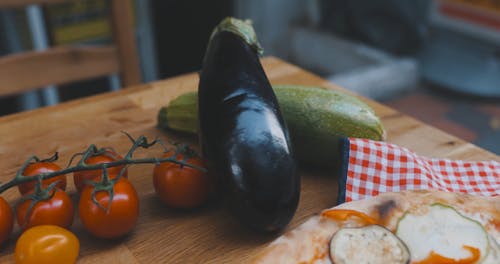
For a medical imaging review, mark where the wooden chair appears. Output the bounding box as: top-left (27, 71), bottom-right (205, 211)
top-left (0, 0), bottom-right (142, 99)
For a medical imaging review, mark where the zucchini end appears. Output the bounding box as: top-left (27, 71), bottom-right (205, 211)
top-left (157, 107), bottom-right (169, 131)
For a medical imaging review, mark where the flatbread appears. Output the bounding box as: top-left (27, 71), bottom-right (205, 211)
top-left (252, 190), bottom-right (500, 264)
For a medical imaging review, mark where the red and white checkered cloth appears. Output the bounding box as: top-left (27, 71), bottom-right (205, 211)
top-left (337, 138), bottom-right (500, 203)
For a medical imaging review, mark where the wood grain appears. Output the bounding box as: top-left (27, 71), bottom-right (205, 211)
top-left (0, 46), bottom-right (119, 96)
top-left (0, 57), bottom-right (497, 263)
top-left (110, 0), bottom-right (142, 87)
top-left (0, 0), bottom-right (78, 8)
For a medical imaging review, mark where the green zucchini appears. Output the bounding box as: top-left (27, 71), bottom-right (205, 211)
top-left (158, 85), bottom-right (385, 168)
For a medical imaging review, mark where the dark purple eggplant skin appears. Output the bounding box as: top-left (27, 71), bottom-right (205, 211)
top-left (198, 20), bottom-right (300, 232)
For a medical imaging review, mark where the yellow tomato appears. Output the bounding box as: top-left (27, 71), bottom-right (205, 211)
top-left (15, 225), bottom-right (79, 264)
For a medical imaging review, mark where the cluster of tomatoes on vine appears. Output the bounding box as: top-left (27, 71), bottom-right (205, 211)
top-left (0, 138), bottom-right (210, 262)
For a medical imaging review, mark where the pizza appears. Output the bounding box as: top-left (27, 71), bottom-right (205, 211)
top-left (252, 190), bottom-right (500, 264)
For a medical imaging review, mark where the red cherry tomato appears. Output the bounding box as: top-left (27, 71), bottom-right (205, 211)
top-left (153, 153), bottom-right (210, 209)
top-left (19, 162), bottom-right (66, 195)
top-left (16, 189), bottom-right (74, 231)
top-left (79, 178), bottom-right (139, 239)
top-left (73, 150), bottom-right (128, 193)
top-left (0, 196), bottom-right (13, 246)
top-left (15, 225), bottom-right (79, 264)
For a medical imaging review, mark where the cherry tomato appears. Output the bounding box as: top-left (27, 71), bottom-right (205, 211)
top-left (79, 178), bottom-right (139, 239)
top-left (0, 196), bottom-right (13, 246)
top-left (19, 162), bottom-right (67, 195)
top-left (153, 153), bottom-right (210, 209)
top-left (15, 225), bottom-right (79, 264)
top-left (73, 150), bottom-right (128, 193)
top-left (16, 189), bottom-right (74, 231)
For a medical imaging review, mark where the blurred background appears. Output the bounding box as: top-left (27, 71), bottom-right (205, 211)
top-left (0, 0), bottom-right (498, 154)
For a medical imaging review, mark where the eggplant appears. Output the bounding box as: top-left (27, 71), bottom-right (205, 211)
top-left (198, 18), bottom-right (299, 232)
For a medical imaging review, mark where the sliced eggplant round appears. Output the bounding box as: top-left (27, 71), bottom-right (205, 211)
top-left (329, 225), bottom-right (410, 264)
top-left (396, 203), bottom-right (489, 263)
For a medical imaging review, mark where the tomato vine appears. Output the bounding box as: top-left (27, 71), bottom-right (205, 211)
top-left (0, 133), bottom-right (205, 203)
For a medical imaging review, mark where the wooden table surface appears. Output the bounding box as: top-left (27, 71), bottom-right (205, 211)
top-left (0, 57), bottom-right (498, 263)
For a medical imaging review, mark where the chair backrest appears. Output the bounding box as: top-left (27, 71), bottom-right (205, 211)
top-left (0, 0), bottom-right (142, 98)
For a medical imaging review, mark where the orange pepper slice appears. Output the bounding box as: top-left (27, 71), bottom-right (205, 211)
top-left (321, 209), bottom-right (377, 225)
top-left (413, 245), bottom-right (480, 264)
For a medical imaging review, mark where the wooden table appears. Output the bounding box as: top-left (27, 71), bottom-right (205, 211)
top-left (0, 57), bottom-right (498, 263)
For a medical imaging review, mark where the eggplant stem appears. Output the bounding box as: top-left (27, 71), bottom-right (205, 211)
top-left (210, 17), bottom-right (263, 55)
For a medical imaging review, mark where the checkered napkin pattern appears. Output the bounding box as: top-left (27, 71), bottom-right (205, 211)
top-left (337, 138), bottom-right (500, 203)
